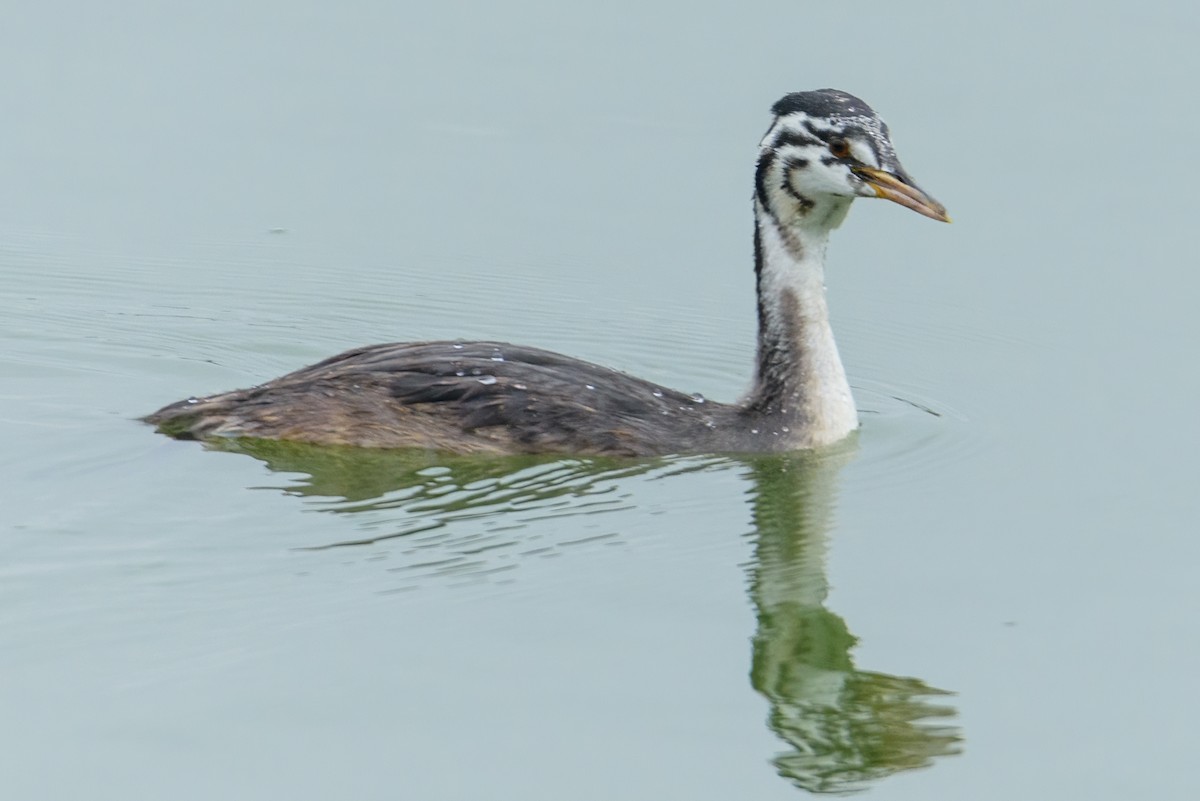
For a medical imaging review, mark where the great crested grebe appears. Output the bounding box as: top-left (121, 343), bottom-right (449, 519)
top-left (145, 89), bottom-right (949, 457)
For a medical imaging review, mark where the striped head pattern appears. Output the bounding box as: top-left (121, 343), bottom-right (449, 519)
top-left (755, 89), bottom-right (949, 228)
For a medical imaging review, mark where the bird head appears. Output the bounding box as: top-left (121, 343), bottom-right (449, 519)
top-left (756, 89), bottom-right (949, 228)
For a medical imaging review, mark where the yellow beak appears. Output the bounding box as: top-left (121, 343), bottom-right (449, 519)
top-left (853, 167), bottom-right (951, 223)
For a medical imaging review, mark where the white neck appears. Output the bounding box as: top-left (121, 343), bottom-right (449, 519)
top-left (746, 199), bottom-right (858, 447)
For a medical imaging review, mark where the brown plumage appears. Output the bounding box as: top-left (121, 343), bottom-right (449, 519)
top-left (145, 341), bottom-right (746, 456)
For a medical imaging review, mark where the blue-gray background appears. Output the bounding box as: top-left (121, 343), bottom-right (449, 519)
top-left (3, 1), bottom-right (1197, 799)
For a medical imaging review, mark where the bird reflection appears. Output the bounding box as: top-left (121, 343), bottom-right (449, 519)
top-left (210, 437), bottom-right (961, 792)
top-left (746, 450), bottom-right (961, 793)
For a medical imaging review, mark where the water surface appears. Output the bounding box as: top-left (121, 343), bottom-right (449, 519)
top-left (3, 1), bottom-right (1199, 799)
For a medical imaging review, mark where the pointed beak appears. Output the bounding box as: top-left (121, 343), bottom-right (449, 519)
top-left (852, 167), bottom-right (951, 223)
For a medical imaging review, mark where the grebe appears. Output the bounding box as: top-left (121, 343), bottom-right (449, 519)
top-left (145, 89), bottom-right (949, 456)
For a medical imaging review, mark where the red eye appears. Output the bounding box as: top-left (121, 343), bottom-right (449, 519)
top-left (829, 139), bottom-right (851, 159)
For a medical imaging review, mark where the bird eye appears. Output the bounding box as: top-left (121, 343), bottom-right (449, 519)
top-left (829, 139), bottom-right (851, 159)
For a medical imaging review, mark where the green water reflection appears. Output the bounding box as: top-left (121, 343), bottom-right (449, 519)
top-left (216, 439), bottom-right (961, 793)
top-left (747, 452), bottom-right (961, 792)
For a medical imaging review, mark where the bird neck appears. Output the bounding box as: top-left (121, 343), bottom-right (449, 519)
top-left (745, 200), bottom-right (858, 447)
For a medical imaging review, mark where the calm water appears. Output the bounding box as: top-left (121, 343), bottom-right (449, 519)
top-left (3, 1), bottom-right (1198, 799)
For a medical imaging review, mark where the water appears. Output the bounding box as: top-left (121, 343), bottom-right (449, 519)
top-left (3, 1), bottom-right (1199, 799)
